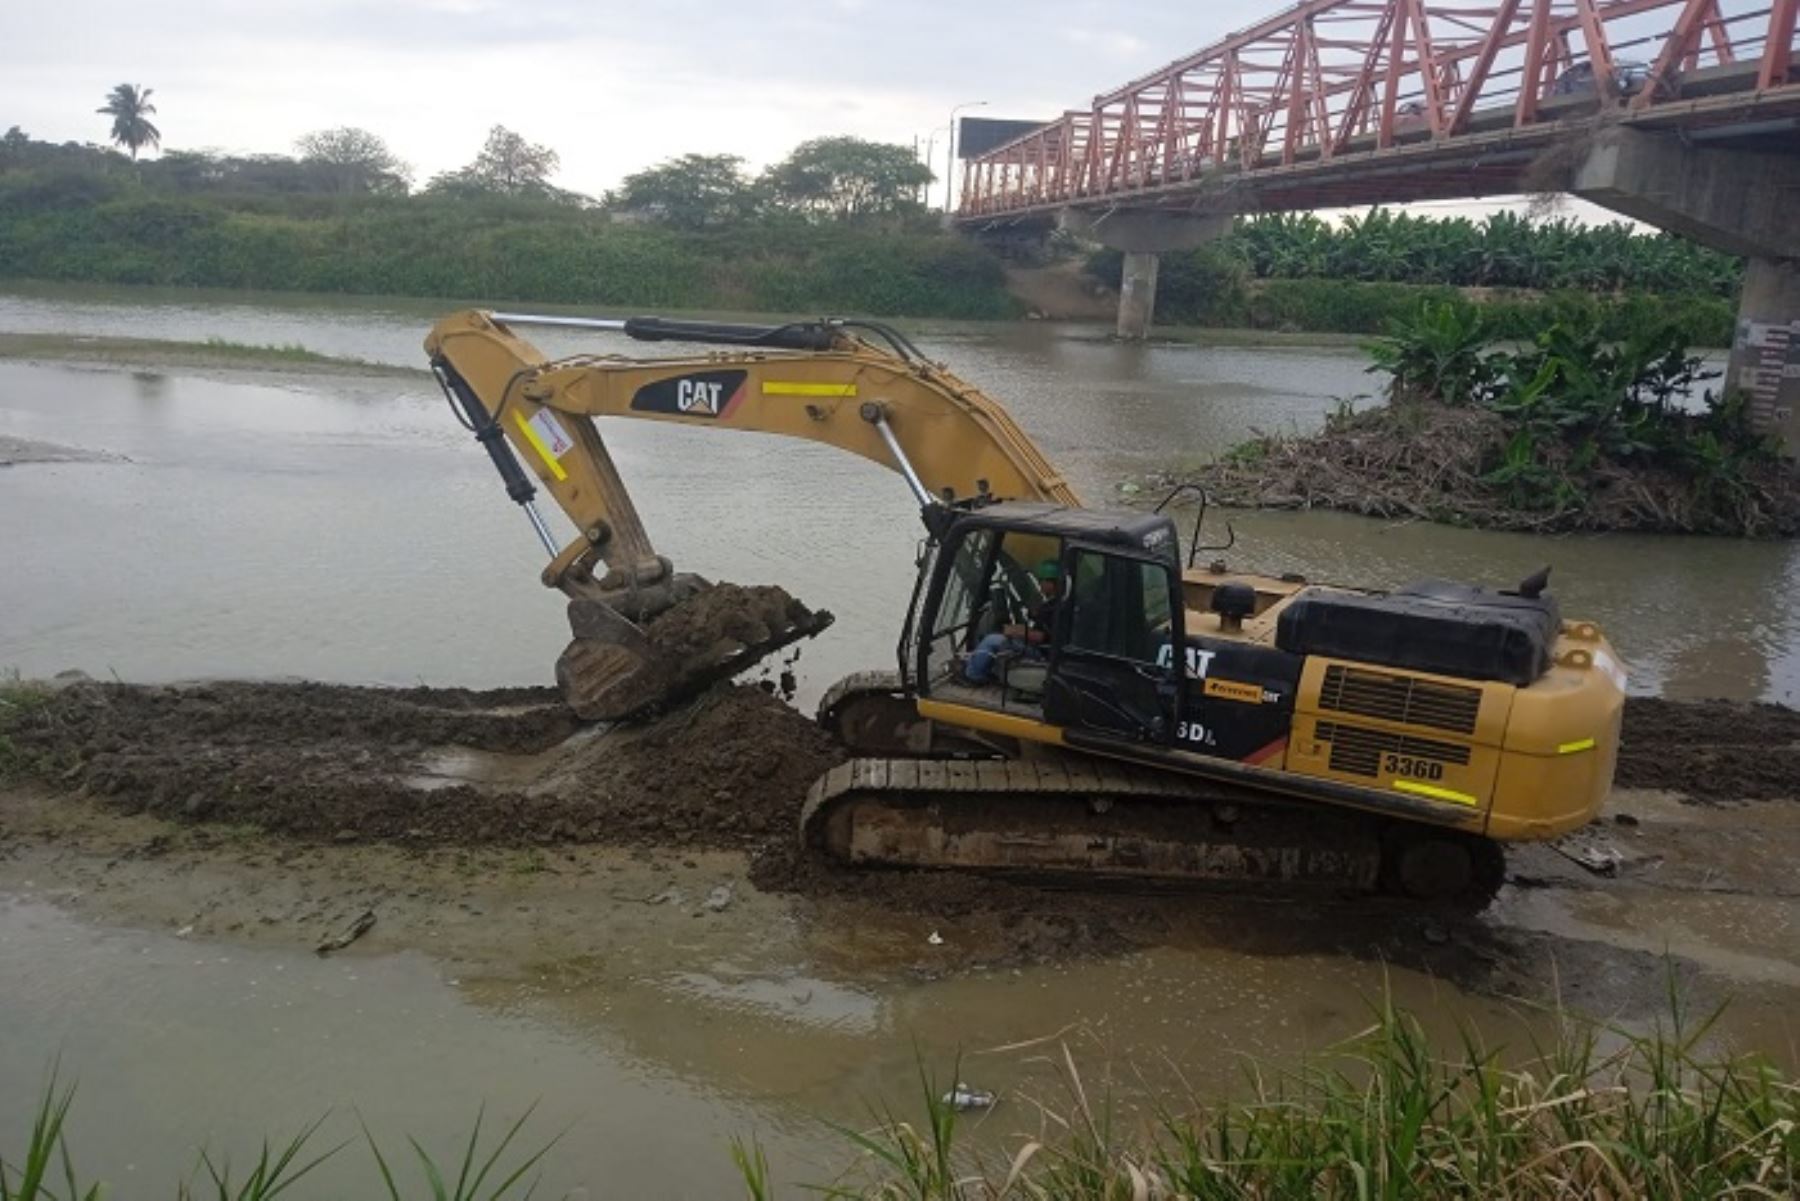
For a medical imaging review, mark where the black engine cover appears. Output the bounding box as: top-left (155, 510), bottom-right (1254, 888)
top-left (1275, 580), bottom-right (1560, 687)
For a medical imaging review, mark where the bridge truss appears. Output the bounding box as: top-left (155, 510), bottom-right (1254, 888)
top-left (958, 0), bottom-right (1800, 218)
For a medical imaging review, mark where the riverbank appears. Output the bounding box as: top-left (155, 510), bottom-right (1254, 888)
top-left (0, 196), bottom-right (1731, 342)
top-left (2, 674), bottom-right (1798, 1195)
top-left (9, 990), bottom-right (1792, 1198)
top-left (1160, 310), bottom-right (1798, 538)
top-left (0, 330), bottom-right (418, 375)
top-left (1178, 397), bottom-right (1800, 536)
top-left (5, 674), bottom-right (1799, 951)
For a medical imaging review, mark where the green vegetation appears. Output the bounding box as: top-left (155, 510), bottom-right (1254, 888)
top-left (95, 84), bottom-right (159, 162)
top-left (0, 1074), bottom-right (556, 1200)
top-left (0, 677), bottom-right (51, 779)
top-left (9, 996), bottom-right (1792, 1198)
top-left (773, 992), bottom-right (1798, 1199)
top-left (1235, 209), bottom-right (1741, 296)
top-left (1184, 307), bottom-right (1798, 535)
top-left (1087, 211), bottom-right (1740, 346)
top-left (3, 108), bottom-right (1748, 334)
top-left (0, 129), bottom-right (1012, 319)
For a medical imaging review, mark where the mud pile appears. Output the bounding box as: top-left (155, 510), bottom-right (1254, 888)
top-left (1617, 698), bottom-right (1800, 802)
top-left (558, 582), bottom-right (830, 720)
top-left (3, 680), bottom-right (843, 850)
top-left (642, 583), bottom-right (820, 665)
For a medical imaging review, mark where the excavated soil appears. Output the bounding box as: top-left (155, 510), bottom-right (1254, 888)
top-left (1617, 697), bottom-right (1800, 802)
top-left (641, 583), bottom-right (820, 665)
top-left (562, 583), bottom-right (828, 719)
top-left (3, 682), bottom-right (1793, 885)
top-left (2, 680), bottom-right (843, 852)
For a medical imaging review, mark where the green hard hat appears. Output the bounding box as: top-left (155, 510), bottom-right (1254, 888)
top-left (1034, 560), bottom-right (1062, 581)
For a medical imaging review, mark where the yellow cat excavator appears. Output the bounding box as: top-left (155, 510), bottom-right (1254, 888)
top-left (426, 309), bottom-right (1626, 904)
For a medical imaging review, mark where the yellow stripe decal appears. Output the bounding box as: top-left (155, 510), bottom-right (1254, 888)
top-left (1392, 779), bottom-right (1480, 807)
top-left (1557, 737), bottom-right (1596, 755)
top-left (916, 699), bottom-right (1065, 747)
top-left (512, 411), bottom-right (568, 482)
top-left (762, 382), bottom-right (858, 397)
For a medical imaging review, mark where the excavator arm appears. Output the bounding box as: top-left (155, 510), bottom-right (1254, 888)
top-left (425, 308), bottom-right (1080, 717)
top-left (427, 310), bottom-right (1078, 601)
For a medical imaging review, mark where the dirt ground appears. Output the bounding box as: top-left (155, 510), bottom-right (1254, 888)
top-left (2, 679), bottom-right (841, 852)
top-left (1, 676), bottom-right (1799, 1073)
top-left (1617, 697), bottom-right (1800, 801)
top-left (3, 679), bottom-right (1796, 958)
top-left (8, 679), bottom-right (1799, 864)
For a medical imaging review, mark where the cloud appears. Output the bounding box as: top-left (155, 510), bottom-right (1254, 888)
top-left (0, 0), bottom-right (1274, 193)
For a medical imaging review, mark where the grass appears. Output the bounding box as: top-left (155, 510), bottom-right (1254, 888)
top-left (0, 1081), bottom-right (560, 1201)
top-left (1, 991), bottom-right (1794, 1197)
top-left (0, 675), bottom-right (52, 780)
top-left (761, 988), bottom-right (1797, 1199)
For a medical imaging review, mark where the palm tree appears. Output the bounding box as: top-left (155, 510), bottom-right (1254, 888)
top-left (97, 84), bottom-right (160, 160)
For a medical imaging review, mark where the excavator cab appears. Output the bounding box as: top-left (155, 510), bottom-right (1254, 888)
top-left (908, 503), bottom-right (1188, 749)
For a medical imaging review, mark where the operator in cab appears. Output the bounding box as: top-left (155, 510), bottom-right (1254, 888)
top-left (963, 560), bottom-right (1062, 684)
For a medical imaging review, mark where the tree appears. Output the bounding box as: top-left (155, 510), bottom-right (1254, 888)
top-left (429, 125), bottom-right (559, 198)
top-left (612, 153), bottom-right (757, 229)
top-left (0, 126), bottom-right (28, 168)
top-left (761, 136), bottom-right (932, 221)
top-left (97, 84), bottom-right (160, 160)
top-left (294, 126), bottom-right (411, 195)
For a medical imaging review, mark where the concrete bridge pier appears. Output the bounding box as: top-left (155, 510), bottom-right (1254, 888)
top-left (1732, 259), bottom-right (1800, 453)
top-left (1117, 252), bottom-right (1161, 339)
top-left (1060, 210), bottom-right (1231, 339)
top-left (1574, 129), bottom-right (1800, 455)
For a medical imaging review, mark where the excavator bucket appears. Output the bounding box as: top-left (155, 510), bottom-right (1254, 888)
top-left (554, 582), bottom-right (834, 722)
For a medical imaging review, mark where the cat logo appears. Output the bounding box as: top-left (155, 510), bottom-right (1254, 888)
top-left (630, 370), bottom-right (747, 420)
top-left (677, 379), bottom-right (725, 415)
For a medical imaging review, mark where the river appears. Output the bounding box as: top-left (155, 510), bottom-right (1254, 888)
top-left (1, 282), bottom-right (1793, 706)
top-left (1, 282), bottom-right (1797, 1197)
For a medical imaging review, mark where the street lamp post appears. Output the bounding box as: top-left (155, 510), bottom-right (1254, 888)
top-left (945, 100), bottom-right (988, 213)
top-left (921, 125), bottom-right (949, 206)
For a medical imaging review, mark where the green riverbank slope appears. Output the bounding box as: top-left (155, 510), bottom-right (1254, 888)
top-left (0, 155), bottom-right (1739, 339)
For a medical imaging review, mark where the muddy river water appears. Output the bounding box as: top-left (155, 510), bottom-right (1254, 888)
top-left (1, 282), bottom-right (1798, 1197)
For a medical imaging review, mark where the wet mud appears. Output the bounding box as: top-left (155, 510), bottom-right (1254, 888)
top-left (559, 582), bottom-right (830, 719)
top-left (4, 680), bottom-right (841, 851)
top-left (7, 682), bottom-right (1796, 867)
top-left (640, 582), bottom-right (823, 667)
top-left (3, 680), bottom-right (1795, 959)
top-left (2, 678), bottom-right (1799, 1053)
top-left (1618, 697), bottom-right (1800, 801)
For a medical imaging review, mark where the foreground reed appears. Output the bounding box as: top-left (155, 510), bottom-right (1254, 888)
top-left (779, 989), bottom-right (1796, 1200)
top-left (3, 992), bottom-right (1793, 1198)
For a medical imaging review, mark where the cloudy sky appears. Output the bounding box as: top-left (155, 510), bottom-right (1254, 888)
top-left (2, 1), bottom-right (1244, 191)
top-left (3, 0), bottom-right (1609, 220)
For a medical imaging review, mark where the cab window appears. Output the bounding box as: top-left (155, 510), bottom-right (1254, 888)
top-left (926, 527), bottom-right (995, 661)
top-left (921, 526), bottom-right (1063, 687)
top-left (1064, 550), bottom-right (1175, 665)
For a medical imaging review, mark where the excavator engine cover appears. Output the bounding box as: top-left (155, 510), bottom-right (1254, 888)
top-left (1276, 581), bottom-right (1560, 687)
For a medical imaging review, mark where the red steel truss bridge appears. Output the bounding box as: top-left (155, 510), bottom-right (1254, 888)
top-left (957, 0), bottom-right (1797, 220)
top-left (954, 0), bottom-right (1798, 443)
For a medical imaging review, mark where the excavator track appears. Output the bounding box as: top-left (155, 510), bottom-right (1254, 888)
top-left (818, 672), bottom-right (1016, 758)
top-left (800, 752), bottom-right (1505, 905)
